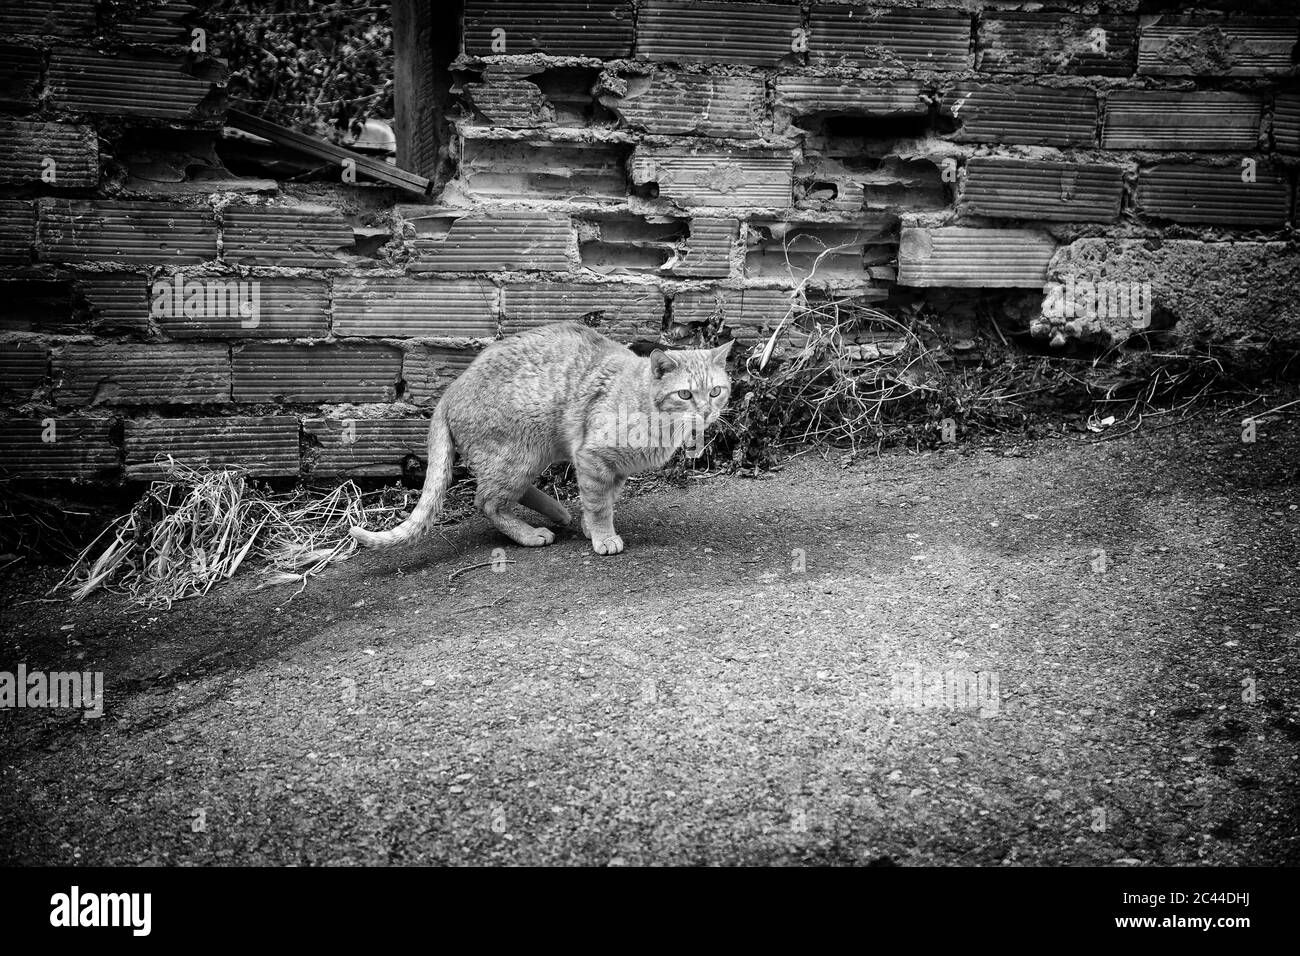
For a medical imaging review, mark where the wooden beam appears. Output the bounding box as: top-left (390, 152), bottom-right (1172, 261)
top-left (225, 109), bottom-right (431, 196)
top-left (393, 0), bottom-right (459, 187)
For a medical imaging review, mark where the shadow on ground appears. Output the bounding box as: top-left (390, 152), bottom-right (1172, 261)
top-left (2, 413), bottom-right (1298, 865)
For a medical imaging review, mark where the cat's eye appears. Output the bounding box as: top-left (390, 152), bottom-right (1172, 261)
top-left (677, 389), bottom-right (693, 400)
top-left (709, 386), bottom-right (722, 397)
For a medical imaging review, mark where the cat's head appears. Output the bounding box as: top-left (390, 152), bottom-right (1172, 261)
top-left (648, 340), bottom-right (734, 428)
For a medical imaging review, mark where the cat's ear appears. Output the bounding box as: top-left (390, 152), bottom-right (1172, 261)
top-left (709, 339), bottom-right (735, 367)
top-left (650, 349), bottom-right (679, 379)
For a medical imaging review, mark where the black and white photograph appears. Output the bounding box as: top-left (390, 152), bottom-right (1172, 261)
top-left (0, 0), bottom-right (1296, 928)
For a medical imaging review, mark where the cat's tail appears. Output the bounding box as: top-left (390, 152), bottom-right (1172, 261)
top-left (349, 408), bottom-right (455, 549)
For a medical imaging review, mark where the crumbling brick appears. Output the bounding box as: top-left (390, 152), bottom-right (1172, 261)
top-left (672, 287), bottom-right (798, 344)
top-left (745, 219), bottom-right (894, 286)
top-left (37, 200), bottom-right (218, 266)
top-left (332, 278), bottom-right (497, 339)
top-left (637, 0), bottom-right (801, 66)
top-left (124, 416), bottom-right (300, 479)
top-left (961, 158), bottom-right (1123, 223)
top-left (899, 227), bottom-right (1056, 288)
top-left (221, 205), bottom-right (354, 268)
top-left (976, 13), bottom-right (1138, 77)
top-left (463, 0), bottom-right (634, 59)
top-left (631, 147), bottom-right (794, 210)
top-left (233, 343), bottom-right (402, 403)
top-left (601, 72), bottom-right (766, 139)
top-left (577, 213), bottom-right (684, 274)
top-left (407, 210), bottom-right (571, 273)
top-left (1102, 91), bottom-right (1263, 151)
top-left (461, 139), bottom-right (629, 201)
top-left (1039, 238), bottom-right (1300, 347)
top-left (774, 78), bottom-right (929, 127)
top-left (809, 6), bottom-right (972, 71)
top-left (1135, 163), bottom-right (1291, 228)
top-left (0, 417), bottom-right (119, 480)
top-left (304, 417), bottom-right (432, 477)
top-left (0, 122), bottom-right (98, 188)
top-left (947, 84), bottom-right (1098, 147)
top-left (669, 218), bottom-right (739, 279)
top-left (1138, 16), bottom-right (1300, 77)
top-left (53, 344), bottom-right (230, 406)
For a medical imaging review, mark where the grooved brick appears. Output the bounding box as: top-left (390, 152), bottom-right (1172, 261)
top-left (151, 277), bottom-right (330, 339)
top-left (47, 48), bottom-right (220, 119)
top-left (77, 274), bottom-right (151, 333)
top-left (774, 78), bottom-right (928, 120)
top-left (0, 122), bottom-right (98, 188)
top-left (408, 210), bottom-right (571, 273)
top-left (631, 148), bottom-right (794, 209)
top-left (899, 227), bottom-right (1056, 288)
top-left (976, 13), bottom-right (1137, 77)
top-left (124, 416), bottom-right (300, 479)
top-left (0, 45), bottom-right (42, 108)
top-left (670, 218), bottom-right (739, 278)
top-left (1274, 92), bottom-right (1300, 153)
top-left (947, 84), bottom-right (1098, 146)
top-left (601, 72), bottom-right (766, 138)
top-left (1138, 16), bottom-right (1300, 77)
top-left (464, 0), bottom-right (634, 58)
top-left (809, 5), bottom-right (972, 71)
top-left (501, 282), bottom-right (664, 340)
top-left (304, 417), bottom-right (432, 476)
top-left (637, 0), bottom-right (801, 67)
top-left (37, 200), bottom-right (218, 265)
top-left (53, 344), bottom-right (230, 406)
top-left (0, 1), bottom-right (96, 36)
top-left (0, 200), bottom-right (35, 265)
top-left (672, 287), bottom-right (798, 340)
top-left (1136, 164), bottom-right (1291, 228)
top-left (0, 417), bottom-right (119, 479)
top-left (232, 343), bottom-right (401, 403)
top-left (0, 342), bottom-right (48, 396)
top-left (962, 158), bottom-right (1124, 223)
top-left (221, 205), bottom-right (354, 268)
top-left (1102, 91), bottom-right (1263, 151)
top-left (462, 139), bottom-right (629, 201)
top-left (332, 278), bottom-right (497, 338)
top-left (402, 347), bottom-right (480, 405)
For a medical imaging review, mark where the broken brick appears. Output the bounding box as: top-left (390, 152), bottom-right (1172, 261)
top-left (124, 416), bottom-right (300, 479)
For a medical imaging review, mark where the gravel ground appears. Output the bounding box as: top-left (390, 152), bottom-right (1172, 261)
top-left (2, 412), bottom-right (1298, 866)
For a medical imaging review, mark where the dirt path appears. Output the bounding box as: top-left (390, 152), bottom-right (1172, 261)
top-left (2, 413), bottom-right (1298, 865)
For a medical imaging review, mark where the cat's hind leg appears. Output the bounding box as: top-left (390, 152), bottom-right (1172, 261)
top-left (472, 460), bottom-right (556, 548)
top-left (520, 485), bottom-right (572, 527)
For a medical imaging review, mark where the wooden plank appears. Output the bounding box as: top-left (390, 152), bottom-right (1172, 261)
top-left (225, 109), bottom-right (431, 195)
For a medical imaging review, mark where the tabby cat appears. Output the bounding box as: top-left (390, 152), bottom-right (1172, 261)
top-left (350, 321), bottom-right (733, 555)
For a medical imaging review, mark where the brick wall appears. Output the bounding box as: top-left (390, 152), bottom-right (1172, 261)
top-left (2, 1), bottom-right (1299, 483)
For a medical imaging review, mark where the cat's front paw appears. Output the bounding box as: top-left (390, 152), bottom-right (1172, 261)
top-left (591, 533), bottom-right (624, 555)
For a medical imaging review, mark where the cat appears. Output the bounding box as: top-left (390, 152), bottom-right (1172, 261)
top-left (350, 321), bottom-right (733, 555)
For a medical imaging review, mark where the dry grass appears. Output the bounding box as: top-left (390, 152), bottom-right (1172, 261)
top-left (57, 460), bottom-right (422, 608)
